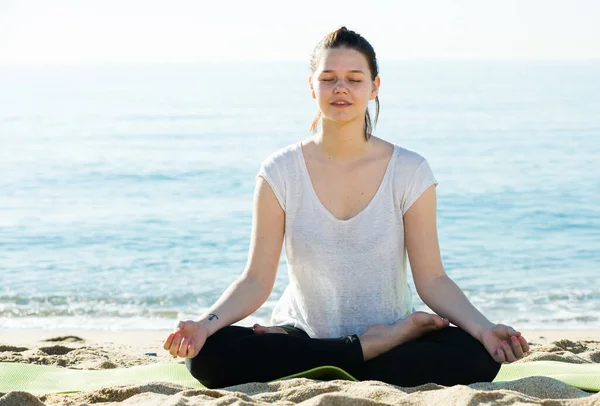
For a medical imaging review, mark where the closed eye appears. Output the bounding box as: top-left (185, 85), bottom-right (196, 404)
top-left (320, 79), bottom-right (362, 83)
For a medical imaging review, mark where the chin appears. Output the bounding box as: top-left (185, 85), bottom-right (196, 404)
top-left (323, 115), bottom-right (361, 127)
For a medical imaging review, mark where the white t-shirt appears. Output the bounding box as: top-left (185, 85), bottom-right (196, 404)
top-left (256, 141), bottom-right (438, 339)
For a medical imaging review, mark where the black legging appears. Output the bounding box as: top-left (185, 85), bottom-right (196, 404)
top-left (185, 324), bottom-right (501, 389)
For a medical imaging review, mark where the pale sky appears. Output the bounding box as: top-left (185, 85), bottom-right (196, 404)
top-left (1, 0), bottom-right (599, 65)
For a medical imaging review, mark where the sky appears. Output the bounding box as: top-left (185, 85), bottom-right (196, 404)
top-left (1, 0), bottom-right (599, 65)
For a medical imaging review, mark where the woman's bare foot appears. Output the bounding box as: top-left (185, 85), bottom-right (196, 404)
top-left (252, 323), bottom-right (289, 335)
top-left (358, 311), bottom-right (450, 361)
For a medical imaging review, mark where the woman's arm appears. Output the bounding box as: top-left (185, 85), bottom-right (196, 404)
top-left (164, 176), bottom-right (285, 358)
top-left (197, 176), bottom-right (286, 336)
top-left (403, 185), bottom-right (494, 341)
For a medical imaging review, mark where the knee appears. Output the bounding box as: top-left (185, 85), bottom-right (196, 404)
top-left (471, 342), bottom-right (502, 383)
top-left (454, 329), bottom-right (502, 383)
top-left (184, 336), bottom-right (226, 389)
top-left (448, 329), bottom-right (502, 383)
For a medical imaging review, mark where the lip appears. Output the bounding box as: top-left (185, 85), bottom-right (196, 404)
top-left (329, 99), bottom-right (352, 106)
top-left (330, 99), bottom-right (352, 107)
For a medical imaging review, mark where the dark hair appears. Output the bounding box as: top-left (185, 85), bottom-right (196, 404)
top-left (310, 26), bottom-right (380, 141)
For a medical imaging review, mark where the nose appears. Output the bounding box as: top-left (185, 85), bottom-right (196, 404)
top-left (333, 79), bottom-right (349, 94)
top-left (334, 84), bottom-right (348, 94)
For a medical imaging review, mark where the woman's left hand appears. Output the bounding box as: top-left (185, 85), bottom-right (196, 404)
top-left (479, 324), bottom-right (530, 364)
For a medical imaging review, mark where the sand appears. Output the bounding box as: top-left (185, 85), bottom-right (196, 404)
top-left (1, 329), bottom-right (599, 405)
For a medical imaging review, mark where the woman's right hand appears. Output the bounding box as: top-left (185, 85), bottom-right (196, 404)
top-left (163, 320), bottom-right (209, 358)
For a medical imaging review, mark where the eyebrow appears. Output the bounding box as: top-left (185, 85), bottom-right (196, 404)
top-left (321, 70), bottom-right (365, 74)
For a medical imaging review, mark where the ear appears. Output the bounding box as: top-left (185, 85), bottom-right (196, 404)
top-left (370, 76), bottom-right (380, 100)
top-left (308, 75), bottom-right (316, 99)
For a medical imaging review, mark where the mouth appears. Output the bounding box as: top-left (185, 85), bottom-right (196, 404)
top-left (330, 101), bottom-right (352, 108)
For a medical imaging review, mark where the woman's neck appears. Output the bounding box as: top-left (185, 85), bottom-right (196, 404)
top-left (315, 119), bottom-right (372, 163)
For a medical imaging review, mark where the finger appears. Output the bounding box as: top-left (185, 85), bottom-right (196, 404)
top-left (185, 337), bottom-right (195, 358)
top-left (505, 326), bottom-right (519, 336)
top-left (502, 340), bottom-right (517, 363)
top-left (164, 321), bottom-right (186, 351)
top-left (178, 336), bottom-right (190, 358)
top-left (433, 316), bottom-right (448, 328)
top-left (510, 336), bottom-right (524, 358)
top-left (170, 333), bottom-right (183, 356)
top-left (518, 335), bottom-right (530, 352)
top-left (496, 345), bottom-right (506, 364)
top-left (253, 324), bottom-right (266, 334)
top-left (186, 338), bottom-right (195, 358)
top-left (163, 333), bottom-right (175, 351)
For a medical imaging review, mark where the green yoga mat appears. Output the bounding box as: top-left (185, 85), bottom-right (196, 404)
top-left (0, 361), bottom-right (598, 395)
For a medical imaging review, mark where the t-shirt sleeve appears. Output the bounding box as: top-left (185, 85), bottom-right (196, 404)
top-left (256, 156), bottom-right (286, 212)
top-left (401, 158), bottom-right (438, 215)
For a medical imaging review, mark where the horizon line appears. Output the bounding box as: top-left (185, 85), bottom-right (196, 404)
top-left (1, 56), bottom-right (600, 68)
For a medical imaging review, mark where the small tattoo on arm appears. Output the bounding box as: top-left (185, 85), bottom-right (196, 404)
top-left (208, 313), bottom-right (219, 321)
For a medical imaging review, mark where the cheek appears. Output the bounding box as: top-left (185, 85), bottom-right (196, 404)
top-left (314, 86), bottom-right (330, 102)
top-left (355, 84), bottom-right (372, 98)
top-left (314, 82), bottom-right (329, 94)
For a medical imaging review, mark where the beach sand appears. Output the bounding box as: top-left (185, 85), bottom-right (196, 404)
top-left (1, 329), bottom-right (599, 405)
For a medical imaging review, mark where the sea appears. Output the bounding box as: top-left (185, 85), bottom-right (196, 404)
top-left (1, 60), bottom-right (599, 332)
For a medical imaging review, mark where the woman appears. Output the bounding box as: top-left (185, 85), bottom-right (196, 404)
top-left (163, 26), bottom-right (529, 389)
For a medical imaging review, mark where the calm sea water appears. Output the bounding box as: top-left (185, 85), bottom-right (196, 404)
top-left (1, 60), bottom-right (599, 332)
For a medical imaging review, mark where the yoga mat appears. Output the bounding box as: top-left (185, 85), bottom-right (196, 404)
top-left (274, 361), bottom-right (600, 393)
top-left (0, 361), bottom-right (599, 395)
top-left (0, 363), bottom-right (203, 394)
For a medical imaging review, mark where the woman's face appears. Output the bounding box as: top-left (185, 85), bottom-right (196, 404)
top-left (310, 47), bottom-right (379, 128)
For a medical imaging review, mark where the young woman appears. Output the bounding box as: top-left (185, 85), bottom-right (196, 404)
top-left (163, 27), bottom-right (529, 389)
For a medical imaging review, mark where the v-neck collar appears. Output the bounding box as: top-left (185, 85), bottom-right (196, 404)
top-left (296, 141), bottom-right (397, 223)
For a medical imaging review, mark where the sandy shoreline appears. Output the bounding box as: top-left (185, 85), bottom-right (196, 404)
top-left (1, 328), bottom-right (599, 405)
top-left (3, 327), bottom-right (600, 346)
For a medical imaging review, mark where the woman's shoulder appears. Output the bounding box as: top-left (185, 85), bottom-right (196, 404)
top-left (388, 142), bottom-right (437, 196)
top-left (259, 141), bottom-right (301, 170)
top-left (390, 142), bottom-right (430, 170)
